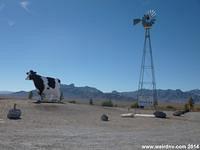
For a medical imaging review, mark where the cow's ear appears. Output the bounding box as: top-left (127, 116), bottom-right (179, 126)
top-left (30, 70), bottom-right (37, 74)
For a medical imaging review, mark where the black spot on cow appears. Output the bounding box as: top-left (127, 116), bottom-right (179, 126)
top-left (31, 75), bottom-right (45, 96)
top-left (47, 77), bottom-right (56, 89)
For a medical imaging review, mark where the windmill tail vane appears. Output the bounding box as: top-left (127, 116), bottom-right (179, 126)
top-left (133, 18), bottom-right (141, 25)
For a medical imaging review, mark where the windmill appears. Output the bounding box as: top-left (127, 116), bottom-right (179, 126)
top-left (133, 10), bottom-right (156, 28)
top-left (133, 10), bottom-right (158, 109)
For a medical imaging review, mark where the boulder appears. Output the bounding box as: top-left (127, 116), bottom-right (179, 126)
top-left (101, 114), bottom-right (109, 121)
top-left (154, 111), bottom-right (166, 118)
top-left (173, 111), bottom-right (185, 116)
top-left (183, 109), bottom-right (190, 113)
top-left (173, 110), bottom-right (190, 116)
top-left (7, 104), bottom-right (21, 120)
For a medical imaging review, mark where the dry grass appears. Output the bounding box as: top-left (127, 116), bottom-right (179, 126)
top-left (63, 98), bottom-right (200, 112)
top-left (157, 102), bottom-right (200, 112)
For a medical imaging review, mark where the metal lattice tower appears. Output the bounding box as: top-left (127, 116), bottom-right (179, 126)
top-left (133, 10), bottom-right (158, 109)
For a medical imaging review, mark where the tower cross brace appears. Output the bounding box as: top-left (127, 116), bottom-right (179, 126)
top-left (137, 27), bottom-right (158, 109)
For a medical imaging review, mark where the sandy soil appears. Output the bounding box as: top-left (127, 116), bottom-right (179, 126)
top-left (0, 99), bottom-right (200, 150)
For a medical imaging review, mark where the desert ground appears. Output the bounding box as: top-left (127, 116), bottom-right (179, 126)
top-left (0, 99), bottom-right (200, 150)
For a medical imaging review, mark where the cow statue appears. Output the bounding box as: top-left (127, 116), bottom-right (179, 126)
top-left (26, 70), bottom-right (61, 103)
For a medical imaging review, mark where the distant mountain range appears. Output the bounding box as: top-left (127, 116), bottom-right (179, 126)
top-left (0, 84), bottom-right (199, 103)
top-left (120, 89), bottom-right (200, 103)
top-left (0, 91), bottom-right (13, 94)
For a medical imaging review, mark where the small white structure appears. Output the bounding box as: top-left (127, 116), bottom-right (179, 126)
top-left (134, 114), bottom-right (155, 118)
top-left (0, 119), bottom-right (5, 123)
top-left (121, 113), bottom-right (134, 118)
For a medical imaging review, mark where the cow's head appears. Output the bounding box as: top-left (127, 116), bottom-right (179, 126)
top-left (26, 70), bottom-right (37, 80)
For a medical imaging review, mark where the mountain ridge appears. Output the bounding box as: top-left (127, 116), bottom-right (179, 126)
top-left (0, 84), bottom-right (199, 103)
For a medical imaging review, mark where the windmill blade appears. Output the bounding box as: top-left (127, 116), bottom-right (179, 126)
top-left (133, 18), bottom-right (141, 25)
top-left (149, 10), bottom-right (156, 16)
top-left (147, 10), bottom-right (156, 18)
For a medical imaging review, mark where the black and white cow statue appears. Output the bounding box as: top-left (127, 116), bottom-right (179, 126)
top-left (26, 70), bottom-right (61, 103)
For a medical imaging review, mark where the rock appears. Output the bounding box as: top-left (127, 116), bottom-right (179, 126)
top-left (154, 111), bottom-right (166, 118)
top-left (173, 111), bottom-right (185, 116)
top-left (34, 100), bottom-right (41, 104)
top-left (7, 104), bottom-right (21, 120)
top-left (173, 110), bottom-right (190, 116)
top-left (101, 114), bottom-right (109, 121)
top-left (183, 109), bottom-right (190, 113)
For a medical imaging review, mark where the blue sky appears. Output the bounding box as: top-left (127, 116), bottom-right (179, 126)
top-left (0, 0), bottom-right (199, 92)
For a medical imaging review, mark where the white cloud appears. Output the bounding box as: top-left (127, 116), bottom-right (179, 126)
top-left (20, 1), bottom-right (30, 12)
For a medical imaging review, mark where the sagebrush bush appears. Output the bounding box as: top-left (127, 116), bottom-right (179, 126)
top-left (166, 105), bottom-right (176, 110)
top-left (188, 97), bottom-right (194, 111)
top-left (131, 102), bottom-right (138, 108)
top-left (114, 104), bottom-right (118, 107)
top-left (184, 103), bottom-right (189, 112)
top-left (89, 99), bottom-right (93, 105)
top-left (60, 91), bottom-right (64, 101)
top-left (101, 100), bottom-right (113, 107)
top-left (28, 91), bottom-right (33, 99)
top-left (68, 100), bottom-right (76, 104)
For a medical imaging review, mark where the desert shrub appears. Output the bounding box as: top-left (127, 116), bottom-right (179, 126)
top-left (101, 100), bottom-right (113, 107)
top-left (166, 105), bottom-right (176, 110)
top-left (154, 100), bottom-right (158, 107)
top-left (89, 99), bottom-right (93, 105)
top-left (28, 91), bottom-right (33, 99)
top-left (195, 107), bottom-right (200, 112)
top-left (184, 103), bottom-right (190, 112)
top-left (60, 91), bottom-right (64, 101)
top-left (131, 102), bottom-right (138, 108)
top-left (68, 100), bottom-right (76, 104)
top-left (188, 97), bottom-right (194, 111)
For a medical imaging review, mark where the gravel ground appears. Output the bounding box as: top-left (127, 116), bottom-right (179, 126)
top-left (0, 99), bottom-right (200, 150)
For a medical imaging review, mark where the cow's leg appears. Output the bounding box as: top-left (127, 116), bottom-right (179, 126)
top-left (46, 88), bottom-right (54, 102)
top-left (41, 93), bottom-right (45, 101)
top-left (49, 94), bottom-right (54, 102)
top-left (36, 91), bottom-right (44, 103)
top-left (54, 88), bottom-right (61, 102)
top-left (51, 90), bottom-right (60, 102)
top-left (51, 89), bottom-right (60, 102)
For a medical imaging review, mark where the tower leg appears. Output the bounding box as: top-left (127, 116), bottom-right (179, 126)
top-left (137, 28), bottom-right (158, 110)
